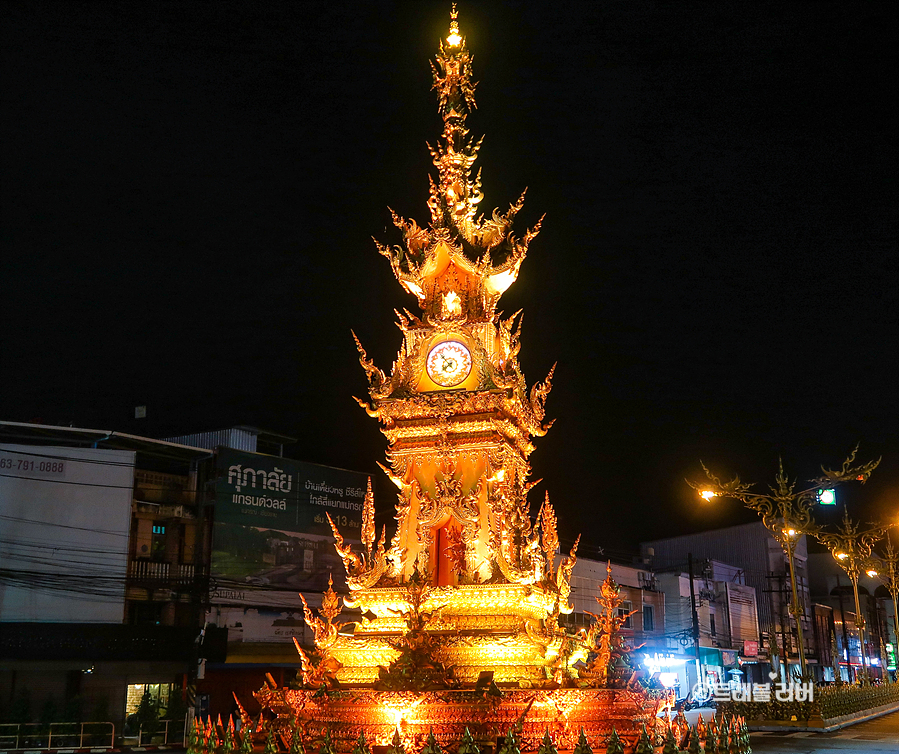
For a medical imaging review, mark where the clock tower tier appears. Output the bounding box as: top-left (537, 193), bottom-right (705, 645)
top-left (323, 5), bottom-right (579, 687)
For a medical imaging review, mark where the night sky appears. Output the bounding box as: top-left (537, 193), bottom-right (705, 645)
top-left (2, 1), bottom-right (897, 557)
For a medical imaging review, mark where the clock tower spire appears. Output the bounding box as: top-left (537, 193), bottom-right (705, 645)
top-left (331, 5), bottom-right (574, 685)
top-left (375, 5), bottom-right (542, 324)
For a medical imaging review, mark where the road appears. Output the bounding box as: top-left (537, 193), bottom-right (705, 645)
top-left (748, 708), bottom-right (899, 753)
top-left (667, 706), bottom-right (899, 752)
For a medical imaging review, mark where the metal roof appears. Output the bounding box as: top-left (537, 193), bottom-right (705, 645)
top-left (0, 420), bottom-right (212, 461)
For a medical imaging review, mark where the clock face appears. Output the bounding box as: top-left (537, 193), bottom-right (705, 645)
top-left (426, 340), bottom-right (473, 388)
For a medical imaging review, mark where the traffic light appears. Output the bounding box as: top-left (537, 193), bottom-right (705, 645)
top-left (817, 489), bottom-right (837, 506)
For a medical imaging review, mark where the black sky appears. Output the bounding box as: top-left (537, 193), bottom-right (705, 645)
top-left (2, 1), bottom-right (897, 557)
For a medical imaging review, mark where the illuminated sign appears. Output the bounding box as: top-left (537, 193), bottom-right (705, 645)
top-left (211, 448), bottom-right (367, 607)
top-left (817, 489), bottom-right (836, 505)
top-left (644, 653), bottom-right (689, 674)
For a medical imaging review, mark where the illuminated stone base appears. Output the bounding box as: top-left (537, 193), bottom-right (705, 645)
top-left (331, 583), bottom-right (575, 685)
top-left (256, 686), bottom-right (669, 751)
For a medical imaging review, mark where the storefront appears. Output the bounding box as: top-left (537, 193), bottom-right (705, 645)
top-left (642, 652), bottom-right (692, 698)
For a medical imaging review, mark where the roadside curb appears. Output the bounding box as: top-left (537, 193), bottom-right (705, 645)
top-left (748, 700), bottom-right (899, 734)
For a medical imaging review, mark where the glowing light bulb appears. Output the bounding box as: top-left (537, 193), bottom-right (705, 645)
top-left (447, 3), bottom-right (462, 46)
top-left (700, 490), bottom-right (717, 501)
top-left (785, 529), bottom-right (797, 538)
top-left (837, 552), bottom-right (848, 560)
top-left (442, 290), bottom-right (461, 316)
top-left (867, 569), bottom-right (878, 577)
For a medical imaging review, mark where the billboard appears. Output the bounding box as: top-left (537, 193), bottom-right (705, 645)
top-left (0, 444), bottom-right (135, 623)
top-left (210, 448), bottom-right (368, 607)
top-left (212, 604), bottom-right (316, 656)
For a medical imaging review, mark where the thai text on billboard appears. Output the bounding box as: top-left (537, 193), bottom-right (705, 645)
top-left (211, 448), bottom-right (367, 607)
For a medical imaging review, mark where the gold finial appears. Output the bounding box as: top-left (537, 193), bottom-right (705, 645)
top-left (447, 3), bottom-right (462, 47)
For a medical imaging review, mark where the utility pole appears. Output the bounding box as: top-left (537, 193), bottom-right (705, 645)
top-left (780, 577), bottom-right (790, 680)
top-left (688, 553), bottom-right (702, 691)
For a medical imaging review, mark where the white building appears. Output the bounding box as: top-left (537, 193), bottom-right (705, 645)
top-left (654, 560), bottom-right (760, 694)
top-left (562, 557), bottom-right (667, 657)
top-left (0, 422), bottom-right (215, 739)
top-left (643, 522), bottom-right (816, 683)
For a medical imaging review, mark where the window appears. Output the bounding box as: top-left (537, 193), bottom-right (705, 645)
top-left (710, 613), bottom-right (717, 637)
top-left (618, 601), bottom-right (633, 629)
top-left (150, 524), bottom-right (167, 560)
top-left (124, 682), bottom-right (177, 731)
top-left (128, 601), bottom-right (164, 625)
top-left (560, 612), bottom-right (591, 629)
top-left (643, 604), bottom-right (654, 632)
top-left (125, 683), bottom-right (171, 716)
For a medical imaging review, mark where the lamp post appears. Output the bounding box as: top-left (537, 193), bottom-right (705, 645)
top-left (871, 536), bottom-right (899, 681)
top-left (816, 510), bottom-right (891, 684)
top-left (689, 448), bottom-right (879, 681)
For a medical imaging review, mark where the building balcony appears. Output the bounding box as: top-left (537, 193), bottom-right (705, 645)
top-left (129, 560), bottom-right (199, 585)
top-left (133, 501), bottom-right (197, 519)
top-left (133, 469), bottom-right (196, 507)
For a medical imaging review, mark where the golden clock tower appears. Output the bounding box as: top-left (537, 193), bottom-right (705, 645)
top-left (252, 10), bottom-right (669, 746)
top-left (321, 6), bottom-right (579, 686)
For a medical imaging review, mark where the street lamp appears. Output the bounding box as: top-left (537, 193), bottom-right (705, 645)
top-left (870, 536), bottom-right (899, 681)
top-left (689, 447), bottom-right (879, 681)
top-left (816, 510), bottom-right (891, 684)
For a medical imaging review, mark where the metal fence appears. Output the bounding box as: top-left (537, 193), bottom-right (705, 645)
top-left (0, 721), bottom-right (115, 749)
top-left (133, 717), bottom-right (188, 746)
top-left (0, 718), bottom-right (186, 750)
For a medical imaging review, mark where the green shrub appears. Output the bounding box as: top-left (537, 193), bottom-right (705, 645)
top-left (718, 683), bottom-right (899, 723)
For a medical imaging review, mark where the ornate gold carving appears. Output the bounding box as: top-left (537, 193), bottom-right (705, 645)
top-left (538, 493), bottom-right (558, 575)
top-left (294, 576), bottom-right (346, 687)
top-left (376, 571), bottom-right (459, 691)
top-left (300, 575), bottom-right (343, 650)
top-left (258, 10), bottom-right (669, 748)
top-left (555, 535), bottom-right (580, 615)
top-left (327, 484), bottom-right (388, 591)
top-left (352, 330), bottom-right (389, 400)
top-left (373, 3), bottom-right (542, 327)
top-left (579, 564), bottom-right (641, 688)
top-left (530, 363), bottom-right (557, 435)
top-left (361, 477), bottom-right (376, 555)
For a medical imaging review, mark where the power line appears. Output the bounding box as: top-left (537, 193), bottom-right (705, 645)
top-left (0, 471), bottom-right (202, 493)
top-left (0, 536), bottom-right (130, 556)
top-left (0, 513), bottom-right (132, 537)
top-left (0, 447), bottom-right (141, 467)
